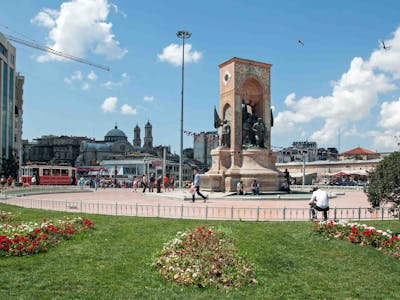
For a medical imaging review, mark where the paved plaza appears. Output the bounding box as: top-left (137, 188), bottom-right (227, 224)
top-left (16, 188), bottom-right (370, 208)
top-left (1, 188), bottom-right (382, 222)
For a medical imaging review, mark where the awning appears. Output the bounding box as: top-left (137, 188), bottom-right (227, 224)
top-left (333, 171), bottom-right (348, 177)
top-left (289, 172), bottom-right (317, 178)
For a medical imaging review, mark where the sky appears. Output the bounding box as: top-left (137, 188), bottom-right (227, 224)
top-left (1, 0), bottom-right (400, 154)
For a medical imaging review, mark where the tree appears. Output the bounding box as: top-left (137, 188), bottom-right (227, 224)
top-left (1, 153), bottom-right (19, 179)
top-left (365, 152), bottom-right (400, 215)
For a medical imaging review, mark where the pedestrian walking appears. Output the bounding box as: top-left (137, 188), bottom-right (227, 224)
top-left (142, 174), bottom-right (148, 193)
top-left (192, 167), bottom-right (207, 203)
top-left (149, 173), bottom-right (155, 192)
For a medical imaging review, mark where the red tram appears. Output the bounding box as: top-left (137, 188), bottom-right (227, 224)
top-left (21, 165), bottom-right (76, 185)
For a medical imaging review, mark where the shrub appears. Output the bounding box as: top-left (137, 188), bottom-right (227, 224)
top-left (365, 152), bottom-right (400, 214)
top-left (153, 226), bottom-right (256, 289)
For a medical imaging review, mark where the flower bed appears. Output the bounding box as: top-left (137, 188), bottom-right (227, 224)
top-left (313, 220), bottom-right (400, 258)
top-left (0, 210), bottom-right (17, 222)
top-left (153, 226), bottom-right (256, 290)
top-left (0, 213), bottom-right (94, 256)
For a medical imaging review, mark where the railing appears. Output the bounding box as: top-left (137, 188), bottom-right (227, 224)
top-left (0, 185), bottom-right (90, 198)
top-left (0, 197), bottom-right (398, 221)
top-left (290, 184), bottom-right (364, 191)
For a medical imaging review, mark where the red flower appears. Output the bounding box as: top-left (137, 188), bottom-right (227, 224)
top-left (362, 229), bottom-right (373, 237)
top-left (196, 227), bottom-right (203, 233)
top-left (351, 226), bottom-right (358, 234)
top-left (349, 235), bottom-right (355, 242)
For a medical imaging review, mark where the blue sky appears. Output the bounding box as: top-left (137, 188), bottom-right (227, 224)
top-left (1, 0), bottom-right (400, 153)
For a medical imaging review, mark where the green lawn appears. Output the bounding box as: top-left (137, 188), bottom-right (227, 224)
top-left (1, 203), bottom-right (400, 299)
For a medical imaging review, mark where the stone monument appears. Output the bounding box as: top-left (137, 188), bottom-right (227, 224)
top-left (202, 57), bottom-right (280, 192)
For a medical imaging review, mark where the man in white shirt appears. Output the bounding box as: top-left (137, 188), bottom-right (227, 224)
top-left (309, 187), bottom-right (329, 221)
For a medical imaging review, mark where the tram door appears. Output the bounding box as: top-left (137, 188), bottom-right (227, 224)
top-left (33, 168), bottom-right (39, 184)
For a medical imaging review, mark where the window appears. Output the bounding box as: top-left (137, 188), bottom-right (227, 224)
top-left (2, 62), bottom-right (8, 156)
top-left (61, 169), bottom-right (69, 176)
top-left (43, 169), bottom-right (50, 176)
top-left (0, 43), bottom-right (7, 57)
top-left (52, 169), bottom-right (61, 176)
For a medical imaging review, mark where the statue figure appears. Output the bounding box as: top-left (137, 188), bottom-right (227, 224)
top-left (252, 117), bottom-right (265, 147)
top-left (214, 106), bottom-right (230, 147)
top-left (221, 120), bottom-right (231, 147)
top-left (242, 104), bottom-right (251, 145)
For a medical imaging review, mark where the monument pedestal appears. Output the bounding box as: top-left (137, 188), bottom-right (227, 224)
top-left (201, 147), bottom-right (280, 192)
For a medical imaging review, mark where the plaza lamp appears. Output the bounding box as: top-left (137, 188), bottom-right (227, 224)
top-left (177, 30), bottom-right (191, 188)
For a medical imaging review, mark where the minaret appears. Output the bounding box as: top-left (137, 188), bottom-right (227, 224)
top-left (143, 120), bottom-right (153, 150)
top-left (133, 124), bottom-right (141, 147)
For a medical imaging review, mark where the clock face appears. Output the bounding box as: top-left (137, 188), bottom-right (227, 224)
top-left (223, 71), bottom-right (231, 85)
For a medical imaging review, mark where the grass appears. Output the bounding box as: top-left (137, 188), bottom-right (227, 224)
top-left (1, 203), bottom-right (400, 299)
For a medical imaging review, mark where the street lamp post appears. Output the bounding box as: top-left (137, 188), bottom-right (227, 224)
top-left (177, 30), bottom-right (191, 189)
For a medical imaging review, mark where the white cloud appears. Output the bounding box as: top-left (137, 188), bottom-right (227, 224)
top-left (31, 8), bottom-right (58, 28)
top-left (143, 95), bottom-right (154, 102)
top-left (31, 0), bottom-right (127, 62)
top-left (158, 43), bottom-right (202, 66)
top-left (284, 92), bottom-right (296, 106)
top-left (102, 72), bottom-right (129, 89)
top-left (110, 2), bottom-right (127, 18)
top-left (120, 104), bottom-right (137, 115)
top-left (81, 82), bottom-right (90, 91)
top-left (378, 98), bottom-right (400, 130)
top-left (64, 70), bottom-right (93, 90)
top-left (101, 96), bottom-right (117, 112)
top-left (64, 70), bottom-right (83, 84)
top-left (369, 27), bottom-right (400, 79)
top-left (274, 26), bottom-right (400, 146)
top-left (87, 70), bottom-right (98, 81)
top-left (367, 130), bottom-right (398, 151)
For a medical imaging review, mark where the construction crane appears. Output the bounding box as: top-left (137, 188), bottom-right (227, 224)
top-left (6, 34), bottom-right (110, 72)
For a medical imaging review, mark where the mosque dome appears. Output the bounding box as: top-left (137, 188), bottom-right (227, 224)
top-left (104, 125), bottom-right (127, 142)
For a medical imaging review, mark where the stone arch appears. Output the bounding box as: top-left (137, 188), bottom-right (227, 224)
top-left (222, 103), bottom-right (231, 122)
top-left (238, 76), bottom-right (264, 118)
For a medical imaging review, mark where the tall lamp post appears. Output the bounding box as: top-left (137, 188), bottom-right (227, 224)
top-left (177, 30), bottom-right (191, 188)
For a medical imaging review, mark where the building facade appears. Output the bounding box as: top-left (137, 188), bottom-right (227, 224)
top-left (25, 135), bottom-right (93, 166)
top-left (276, 141), bottom-right (338, 163)
top-left (14, 73), bottom-right (24, 160)
top-left (0, 32), bottom-right (17, 166)
top-left (76, 125), bottom-right (134, 166)
top-left (193, 131), bottom-right (218, 168)
top-left (276, 158), bottom-right (381, 185)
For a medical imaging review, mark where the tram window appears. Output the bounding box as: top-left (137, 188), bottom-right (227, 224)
top-left (61, 169), bottom-right (69, 176)
top-left (43, 169), bottom-right (51, 176)
top-left (52, 169), bottom-right (61, 176)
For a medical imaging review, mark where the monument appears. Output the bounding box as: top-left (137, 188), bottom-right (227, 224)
top-left (202, 57), bottom-right (281, 192)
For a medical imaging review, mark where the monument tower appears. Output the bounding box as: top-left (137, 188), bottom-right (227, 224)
top-left (143, 120), bottom-right (153, 150)
top-left (133, 124), bottom-right (141, 147)
top-left (202, 57), bottom-right (280, 192)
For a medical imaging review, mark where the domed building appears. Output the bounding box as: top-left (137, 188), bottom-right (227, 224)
top-left (104, 125), bottom-right (128, 143)
top-left (75, 125), bottom-right (133, 167)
